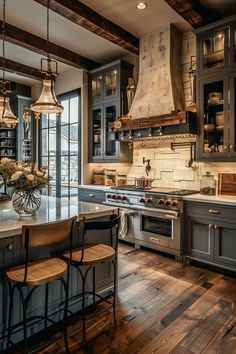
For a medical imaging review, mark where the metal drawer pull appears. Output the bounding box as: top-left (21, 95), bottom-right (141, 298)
top-left (7, 244), bottom-right (13, 251)
top-left (209, 224), bottom-right (213, 229)
top-left (214, 225), bottom-right (219, 229)
top-left (209, 209), bottom-right (221, 215)
top-left (150, 237), bottom-right (160, 243)
top-left (88, 193), bottom-right (95, 197)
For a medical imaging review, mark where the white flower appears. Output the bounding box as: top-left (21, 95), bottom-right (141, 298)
top-left (10, 173), bottom-right (20, 181)
top-left (16, 171), bottom-right (23, 176)
top-left (27, 174), bottom-right (34, 182)
top-left (36, 171), bottom-right (44, 177)
top-left (24, 167), bottom-right (31, 173)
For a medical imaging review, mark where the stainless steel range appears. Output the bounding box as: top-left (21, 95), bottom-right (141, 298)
top-left (104, 186), bottom-right (198, 258)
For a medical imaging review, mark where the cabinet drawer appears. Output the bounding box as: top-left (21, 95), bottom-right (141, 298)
top-left (78, 189), bottom-right (105, 203)
top-left (185, 201), bottom-right (236, 221)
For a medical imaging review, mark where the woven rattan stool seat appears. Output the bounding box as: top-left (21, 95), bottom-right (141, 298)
top-left (6, 258), bottom-right (68, 286)
top-left (63, 243), bottom-right (115, 265)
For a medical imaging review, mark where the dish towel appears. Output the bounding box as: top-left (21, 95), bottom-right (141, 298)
top-left (119, 211), bottom-right (129, 238)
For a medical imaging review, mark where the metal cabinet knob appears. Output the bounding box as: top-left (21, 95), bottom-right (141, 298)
top-left (7, 244), bottom-right (13, 251)
top-left (214, 225), bottom-right (219, 229)
top-left (209, 224), bottom-right (213, 229)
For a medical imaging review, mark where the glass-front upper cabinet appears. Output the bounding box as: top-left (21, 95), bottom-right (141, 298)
top-left (91, 106), bottom-right (102, 158)
top-left (198, 77), bottom-right (230, 160)
top-left (91, 75), bottom-right (103, 102)
top-left (104, 103), bottom-right (117, 158)
top-left (104, 69), bottom-right (118, 99)
top-left (198, 28), bottom-right (229, 74)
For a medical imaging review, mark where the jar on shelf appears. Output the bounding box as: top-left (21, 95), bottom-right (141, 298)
top-left (200, 171), bottom-right (216, 195)
top-left (93, 170), bottom-right (105, 185)
top-left (117, 174), bottom-right (127, 186)
top-left (105, 169), bottom-right (117, 186)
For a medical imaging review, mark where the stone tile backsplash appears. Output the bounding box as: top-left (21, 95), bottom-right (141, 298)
top-left (89, 136), bottom-right (236, 191)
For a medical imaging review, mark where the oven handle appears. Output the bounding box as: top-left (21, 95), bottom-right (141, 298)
top-left (132, 206), bottom-right (180, 219)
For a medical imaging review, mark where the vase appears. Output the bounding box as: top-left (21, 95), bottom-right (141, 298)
top-left (12, 189), bottom-right (41, 217)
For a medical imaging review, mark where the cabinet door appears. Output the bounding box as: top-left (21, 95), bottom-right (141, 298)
top-left (185, 216), bottom-right (214, 260)
top-left (198, 28), bottom-right (229, 75)
top-left (91, 74), bottom-right (103, 103)
top-left (229, 72), bottom-right (236, 157)
top-left (91, 105), bottom-right (103, 160)
top-left (103, 101), bottom-right (119, 159)
top-left (214, 221), bottom-right (236, 269)
top-left (230, 25), bottom-right (236, 69)
top-left (104, 67), bottom-right (119, 100)
top-left (197, 76), bottom-right (229, 161)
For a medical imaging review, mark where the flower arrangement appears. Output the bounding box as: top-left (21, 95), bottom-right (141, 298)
top-left (0, 158), bottom-right (50, 191)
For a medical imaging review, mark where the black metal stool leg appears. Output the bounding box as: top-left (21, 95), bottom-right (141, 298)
top-left (112, 259), bottom-right (117, 328)
top-left (44, 283), bottom-right (49, 329)
top-left (60, 277), bottom-right (70, 354)
top-left (18, 285), bottom-right (28, 354)
top-left (92, 266), bottom-right (96, 308)
top-left (7, 283), bottom-right (15, 350)
top-left (77, 266), bottom-right (91, 342)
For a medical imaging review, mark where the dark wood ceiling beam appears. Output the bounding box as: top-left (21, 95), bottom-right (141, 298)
top-left (33, 0), bottom-right (139, 55)
top-left (0, 57), bottom-right (45, 80)
top-left (164, 0), bottom-right (220, 28)
top-left (0, 21), bottom-right (99, 70)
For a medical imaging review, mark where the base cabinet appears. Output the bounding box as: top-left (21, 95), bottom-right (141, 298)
top-left (184, 201), bottom-right (236, 271)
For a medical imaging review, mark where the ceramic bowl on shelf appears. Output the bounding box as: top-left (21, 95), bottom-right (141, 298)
top-left (215, 111), bottom-right (224, 126)
top-left (204, 124), bottom-right (215, 132)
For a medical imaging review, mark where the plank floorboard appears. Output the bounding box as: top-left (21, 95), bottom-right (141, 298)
top-left (15, 243), bottom-right (236, 354)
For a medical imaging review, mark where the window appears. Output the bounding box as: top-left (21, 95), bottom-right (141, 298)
top-left (40, 89), bottom-right (81, 198)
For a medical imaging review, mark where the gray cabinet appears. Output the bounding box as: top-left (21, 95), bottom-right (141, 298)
top-left (89, 60), bottom-right (133, 163)
top-left (184, 201), bottom-right (236, 271)
top-left (195, 16), bottom-right (236, 162)
top-left (185, 216), bottom-right (214, 260)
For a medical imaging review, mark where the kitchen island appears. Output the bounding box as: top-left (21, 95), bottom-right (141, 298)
top-left (0, 196), bottom-right (117, 351)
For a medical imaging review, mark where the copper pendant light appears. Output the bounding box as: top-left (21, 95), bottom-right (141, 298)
top-left (0, 0), bottom-right (18, 126)
top-left (31, 0), bottom-right (63, 115)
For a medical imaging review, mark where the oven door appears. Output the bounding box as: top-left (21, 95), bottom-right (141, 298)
top-left (133, 209), bottom-right (181, 251)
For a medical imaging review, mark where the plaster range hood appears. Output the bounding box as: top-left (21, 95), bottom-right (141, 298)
top-left (129, 24), bottom-right (185, 119)
top-left (114, 24), bottom-right (197, 137)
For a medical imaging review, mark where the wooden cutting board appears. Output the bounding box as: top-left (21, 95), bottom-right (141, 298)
top-left (218, 173), bottom-right (236, 195)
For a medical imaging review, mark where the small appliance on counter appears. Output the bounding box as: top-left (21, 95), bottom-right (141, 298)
top-left (200, 171), bottom-right (216, 195)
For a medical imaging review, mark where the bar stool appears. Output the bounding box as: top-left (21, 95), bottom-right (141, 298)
top-left (63, 214), bottom-right (120, 342)
top-left (5, 216), bottom-right (77, 354)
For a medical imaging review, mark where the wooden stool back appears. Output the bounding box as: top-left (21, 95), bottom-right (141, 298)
top-left (22, 216), bottom-right (77, 249)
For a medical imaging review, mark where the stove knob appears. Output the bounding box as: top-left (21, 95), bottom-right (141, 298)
top-left (116, 195), bottom-right (121, 200)
top-left (146, 198), bottom-right (153, 204)
top-left (140, 198), bottom-right (146, 203)
top-left (158, 199), bottom-right (165, 206)
top-left (112, 195), bottom-right (117, 200)
top-left (122, 196), bottom-right (128, 202)
top-left (171, 200), bottom-right (179, 208)
top-left (107, 194), bottom-right (112, 199)
top-left (164, 199), bottom-right (171, 207)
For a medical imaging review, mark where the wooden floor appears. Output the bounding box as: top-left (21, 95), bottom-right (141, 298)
top-left (36, 244), bottom-right (236, 353)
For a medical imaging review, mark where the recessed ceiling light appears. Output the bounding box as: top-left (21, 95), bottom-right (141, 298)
top-left (136, 2), bottom-right (147, 10)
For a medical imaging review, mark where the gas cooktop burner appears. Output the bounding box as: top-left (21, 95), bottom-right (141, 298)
top-left (112, 186), bottom-right (198, 196)
top-left (111, 185), bottom-right (151, 191)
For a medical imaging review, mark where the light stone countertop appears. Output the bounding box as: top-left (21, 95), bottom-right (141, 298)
top-left (183, 193), bottom-right (236, 206)
top-left (0, 196), bottom-right (118, 239)
top-left (78, 184), bottom-right (112, 191)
